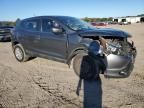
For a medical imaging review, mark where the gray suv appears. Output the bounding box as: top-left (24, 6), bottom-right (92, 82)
top-left (11, 16), bottom-right (136, 79)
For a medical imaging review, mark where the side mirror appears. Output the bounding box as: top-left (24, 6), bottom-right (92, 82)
top-left (52, 27), bottom-right (63, 34)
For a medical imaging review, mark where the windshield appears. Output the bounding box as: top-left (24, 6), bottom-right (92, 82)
top-left (56, 16), bottom-right (96, 31)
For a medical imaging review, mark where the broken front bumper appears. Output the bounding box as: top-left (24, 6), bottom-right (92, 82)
top-left (104, 53), bottom-right (135, 78)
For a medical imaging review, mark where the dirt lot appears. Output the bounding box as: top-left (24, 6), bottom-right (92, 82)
top-left (0, 23), bottom-right (144, 108)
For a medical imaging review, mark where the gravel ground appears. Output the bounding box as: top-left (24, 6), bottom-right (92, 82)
top-left (0, 23), bottom-right (144, 108)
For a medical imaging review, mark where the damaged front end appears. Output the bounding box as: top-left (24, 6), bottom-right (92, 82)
top-left (99, 36), bottom-right (137, 78)
top-left (79, 28), bottom-right (137, 78)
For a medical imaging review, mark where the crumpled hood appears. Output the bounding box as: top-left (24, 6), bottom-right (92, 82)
top-left (78, 28), bottom-right (132, 38)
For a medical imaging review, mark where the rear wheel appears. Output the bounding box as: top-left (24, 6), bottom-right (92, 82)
top-left (13, 44), bottom-right (30, 62)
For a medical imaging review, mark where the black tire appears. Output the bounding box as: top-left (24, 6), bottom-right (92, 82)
top-left (13, 44), bottom-right (29, 62)
top-left (73, 53), bottom-right (99, 80)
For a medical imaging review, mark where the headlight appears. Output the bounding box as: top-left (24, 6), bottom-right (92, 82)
top-left (107, 44), bottom-right (117, 52)
top-left (106, 43), bottom-right (121, 54)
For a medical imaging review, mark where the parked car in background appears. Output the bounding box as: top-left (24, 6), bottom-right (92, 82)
top-left (119, 22), bottom-right (131, 25)
top-left (11, 16), bottom-right (136, 79)
top-left (118, 19), bottom-right (131, 25)
top-left (0, 26), bottom-right (13, 41)
top-left (107, 21), bottom-right (117, 25)
top-left (91, 22), bottom-right (107, 26)
top-left (91, 22), bottom-right (97, 26)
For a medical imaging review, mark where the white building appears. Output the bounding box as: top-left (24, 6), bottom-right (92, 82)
top-left (113, 16), bottom-right (144, 23)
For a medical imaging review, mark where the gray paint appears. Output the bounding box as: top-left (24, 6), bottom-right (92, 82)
top-left (11, 16), bottom-right (136, 78)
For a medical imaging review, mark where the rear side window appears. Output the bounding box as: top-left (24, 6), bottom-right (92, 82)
top-left (22, 19), bottom-right (40, 32)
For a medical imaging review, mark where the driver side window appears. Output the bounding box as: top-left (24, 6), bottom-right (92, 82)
top-left (42, 19), bottom-right (60, 32)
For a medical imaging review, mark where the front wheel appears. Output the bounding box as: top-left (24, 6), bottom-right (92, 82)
top-left (13, 44), bottom-right (30, 62)
top-left (72, 53), bottom-right (99, 80)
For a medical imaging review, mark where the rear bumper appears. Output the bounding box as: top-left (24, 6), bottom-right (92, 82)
top-left (104, 54), bottom-right (135, 78)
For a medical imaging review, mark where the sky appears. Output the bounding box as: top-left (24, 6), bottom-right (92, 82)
top-left (0, 0), bottom-right (144, 21)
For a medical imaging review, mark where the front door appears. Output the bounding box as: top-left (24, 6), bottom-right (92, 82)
top-left (39, 18), bottom-right (67, 60)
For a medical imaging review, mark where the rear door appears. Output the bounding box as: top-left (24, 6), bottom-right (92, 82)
top-left (20, 18), bottom-right (41, 53)
top-left (39, 18), bottom-right (67, 60)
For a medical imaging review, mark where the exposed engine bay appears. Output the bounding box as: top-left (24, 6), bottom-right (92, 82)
top-left (83, 36), bottom-right (137, 78)
top-left (84, 36), bottom-right (137, 57)
top-left (98, 36), bottom-right (137, 57)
